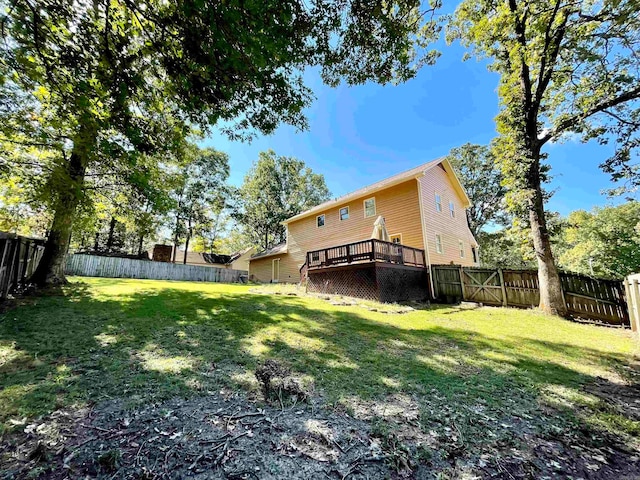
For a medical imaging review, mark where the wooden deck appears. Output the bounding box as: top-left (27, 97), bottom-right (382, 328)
top-left (306, 239), bottom-right (426, 270)
top-left (305, 239), bottom-right (430, 303)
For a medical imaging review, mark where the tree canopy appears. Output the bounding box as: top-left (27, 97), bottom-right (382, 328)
top-left (236, 150), bottom-right (330, 250)
top-left (444, 0), bottom-right (640, 315)
top-left (1, 0), bottom-right (440, 284)
top-left (558, 202), bottom-right (640, 279)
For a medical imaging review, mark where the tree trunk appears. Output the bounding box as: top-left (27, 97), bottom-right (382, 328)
top-left (106, 216), bottom-right (117, 251)
top-left (183, 219), bottom-right (191, 264)
top-left (32, 127), bottom-right (95, 286)
top-left (137, 233), bottom-right (144, 256)
top-left (526, 155), bottom-right (567, 316)
top-left (94, 232), bottom-right (100, 252)
top-left (183, 234), bottom-right (190, 264)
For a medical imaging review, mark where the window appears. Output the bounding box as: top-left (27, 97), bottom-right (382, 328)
top-left (339, 206), bottom-right (349, 221)
top-left (316, 214), bottom-right (325, 227)
top-left (471, 247), bottom-right (478, 263)
top-left (459, 240), bottom-right (465, 258)
top-left (311, 251), bottom-right (320, 262)
top-left (271, 258), bottom-right (280, 282)
top-left (364, 197), bottom-right (376, 218)
top-left (449, 201), bottom-right (456, 218)
top-left (435, 234), bottom-right (443, 254)
top-left (435, 194), bottom-right (442, 212)
top-left (390, 234), bottom-right (402, 244)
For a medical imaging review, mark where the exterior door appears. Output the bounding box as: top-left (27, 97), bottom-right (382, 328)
top-left (272, 258), bottom-right (280, 282)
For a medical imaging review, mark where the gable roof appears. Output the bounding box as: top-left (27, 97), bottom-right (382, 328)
top-left (283, 157), bottom-right (471, 225)
top-left (250, 242), bottom-right (287, 260)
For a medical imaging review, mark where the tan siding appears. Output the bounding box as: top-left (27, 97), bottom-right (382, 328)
top-left (229, 248), bottom-right (255, 272)
top-left (419, 164), bottom-right (478, 266)
top-left (249, 253), bottom-right (299, 283)
top-left (249, 180), bottom-right (424, 283)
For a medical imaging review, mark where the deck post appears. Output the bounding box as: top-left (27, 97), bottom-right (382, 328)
top-left (370, 239), bottom-right (376, 261)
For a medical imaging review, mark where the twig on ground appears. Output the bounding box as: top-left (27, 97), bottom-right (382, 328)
top-left (79, 423), bottom-right (110, 433)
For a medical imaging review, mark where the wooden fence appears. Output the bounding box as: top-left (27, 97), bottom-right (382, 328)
top-left (0, 232), bottom-right (46, 299)
top-left (66, 254), bottom-right (247, 283)
top-left (623, 274), bottom-right (640, 332)
top-left (432, 264), bottom-right (629, 326)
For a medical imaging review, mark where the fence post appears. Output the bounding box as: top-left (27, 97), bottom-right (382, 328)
top-left (459, 266), bottom-right (466, 301)
top-left (624, 277), bottom-right (636, 332)
top-left (2, 240), bottom-right (18, 298)
top-left (497, 268), bottom-right (508, 307)
top-left (631, 278), bottom-right (640, 332)
top-left (431, 265), bottom-right (438, 299)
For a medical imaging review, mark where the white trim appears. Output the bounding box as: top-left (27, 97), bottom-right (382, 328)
top-left (390, 233), bottom-right (403, 244)
top-left (435, 233), bottom-right (443, 254)
top-left (271, 258), bottom-right (280, 282)
top-left (416, 178), bottom-right (435, 298)
top-left (435, 193), bottom-right (442, 213)
top-left (339, 206), bottom-right (350, 221)
top-left (316, 214), bottom-right (325, 228)
top-left (363, 197), bottom-right (376, 218)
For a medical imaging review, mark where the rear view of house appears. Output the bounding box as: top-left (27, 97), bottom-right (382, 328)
top-left (249, 157), bottom-right (477, 300)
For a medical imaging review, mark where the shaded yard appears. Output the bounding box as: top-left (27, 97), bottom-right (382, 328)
top-left (1, 278), bottom-right (639, 478)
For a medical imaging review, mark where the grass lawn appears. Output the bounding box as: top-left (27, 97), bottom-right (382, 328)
top-left (1, 277), bottom-right (639, 477)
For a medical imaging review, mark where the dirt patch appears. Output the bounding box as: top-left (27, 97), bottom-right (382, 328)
top-left (2, 388), bottom-right (639, 479)
top-left (1, 390), bottom-right (392, 479)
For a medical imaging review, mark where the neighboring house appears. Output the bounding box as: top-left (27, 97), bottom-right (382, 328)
top-left (174, 247), bottom-right (255, 271)
top-left (249, 157), bottom-right (478, 283)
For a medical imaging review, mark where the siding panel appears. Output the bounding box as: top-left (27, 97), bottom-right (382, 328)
top-left (419, 164), bottom-right (478, 266)
top-left (251, 180), bottom-right (423, 283)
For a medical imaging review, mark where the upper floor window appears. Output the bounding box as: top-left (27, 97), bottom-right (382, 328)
top-left (435, 234), bottom-right (443, 254)
top-left (316, 214), bottom-right (325, 227)
top-left (459, 240), bottom-right (465, 258)
top-left (339, 206), bottom-right (349, 221)
top-left (449, 201), bottom-right (456, 218)
top-left (364, 197), bottom-right (376, 218)
top-left (435, 194), bottom-right (442, 212)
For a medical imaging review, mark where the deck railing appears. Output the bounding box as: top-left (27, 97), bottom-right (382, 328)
top-left (306, 239), bottom-right (426, 270)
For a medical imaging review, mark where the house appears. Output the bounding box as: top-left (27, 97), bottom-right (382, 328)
top-left (249, 157), bottom-right (478, 290)
top-left (165, 247), bottom-right (255, 271)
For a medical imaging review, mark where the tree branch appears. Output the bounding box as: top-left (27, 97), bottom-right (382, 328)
top-left (540, 84), bottom-right (640, 144)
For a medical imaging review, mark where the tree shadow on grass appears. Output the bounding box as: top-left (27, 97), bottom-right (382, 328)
top-left (0, 280), bottom-right (637, 451)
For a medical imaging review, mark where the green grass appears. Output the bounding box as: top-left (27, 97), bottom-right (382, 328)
top-left (1, 277), bottom-right (638, 443)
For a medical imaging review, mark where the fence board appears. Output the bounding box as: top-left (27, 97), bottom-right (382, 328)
top-left (0, 233), bottom-right (46, 299)
top-left (65, 254), bottom-right (247, 284)
top-left (432, 264), bottom-right (629, 327)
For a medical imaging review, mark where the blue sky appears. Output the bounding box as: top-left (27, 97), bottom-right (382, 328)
top-left (203, 42), bottom-right (623, 217)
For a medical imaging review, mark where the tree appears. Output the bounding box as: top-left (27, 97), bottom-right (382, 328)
top-left (447, 0), bottom-right (640, 315)
top-left (168, 146), bottom-right (230, 263)
top-left (476, 230), bottom-right (536, 269)
top-left (237, 151), bottom-right (330, 250)
top-left (558, 203), bottom-right (640, 279)
top-left (2, 0), bottom-right (440, 285)
top-left (445, 143), bottom-right (507, 237)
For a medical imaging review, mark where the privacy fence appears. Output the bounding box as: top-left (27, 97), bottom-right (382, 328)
top-left (623, 274), bottom-right (640, 332)
top-left (432, 264), bottom-right (629, 327)
top-left (0, 232), bottom-right (45, 299)
top-left (66, 254), bottom-right (247, 283)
